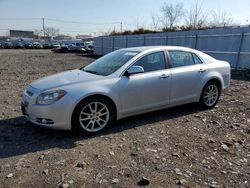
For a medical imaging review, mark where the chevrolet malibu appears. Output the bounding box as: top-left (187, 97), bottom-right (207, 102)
top-left (21, 46), bottom-right (231, 134)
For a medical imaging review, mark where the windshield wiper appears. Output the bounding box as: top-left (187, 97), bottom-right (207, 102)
top-left (82, 69), bottom-right (101, 75)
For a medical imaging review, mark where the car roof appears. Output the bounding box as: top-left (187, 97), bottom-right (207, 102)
top-left (118, 45), bottom-right (216, 63)
top-left (119, 46), bottom-right (196, 53)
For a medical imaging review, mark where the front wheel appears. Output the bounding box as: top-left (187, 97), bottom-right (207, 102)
top-left (72, 97), bottom-right (115, 135)
top-left (200, 81), bottom-right (221, 109)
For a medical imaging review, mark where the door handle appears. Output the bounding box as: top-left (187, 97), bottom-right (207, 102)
top-left (198, 69), bottom-right (206, 73)
top-left (160, 74), bottom-right (170, 79)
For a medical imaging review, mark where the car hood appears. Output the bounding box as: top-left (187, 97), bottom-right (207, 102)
top-left (30, 69), bottom-right (102, 91)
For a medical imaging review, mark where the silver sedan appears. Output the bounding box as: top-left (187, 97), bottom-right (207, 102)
top-left (21, 46), bottom-right (231, 134)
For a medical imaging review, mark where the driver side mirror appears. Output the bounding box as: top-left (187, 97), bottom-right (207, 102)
top-left (124, 66), bottom-right (144, 76)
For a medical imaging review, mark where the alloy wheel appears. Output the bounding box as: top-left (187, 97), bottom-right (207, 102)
top-left (203, 84), bottom-right (219, 107)
top-left (79, 102), bottom-right (110, 132)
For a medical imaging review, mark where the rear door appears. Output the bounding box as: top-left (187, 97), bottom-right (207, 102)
top-left (168, 50), bottom-right (207, 104)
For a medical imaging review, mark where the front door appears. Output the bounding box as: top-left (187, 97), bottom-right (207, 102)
top-left (118, 51), bottom-right (171, 115)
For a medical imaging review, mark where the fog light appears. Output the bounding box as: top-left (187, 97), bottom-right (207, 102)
top-left (36, 118), bottom-right (54, 125)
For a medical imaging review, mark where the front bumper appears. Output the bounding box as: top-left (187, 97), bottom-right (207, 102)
top-left (21, 93), bottom-right (78, 130)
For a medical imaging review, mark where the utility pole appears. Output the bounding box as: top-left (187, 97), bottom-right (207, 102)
top-left (42, 18), bottom-right (45, 37)
top-left (120, 22), bottom-right (123, 33)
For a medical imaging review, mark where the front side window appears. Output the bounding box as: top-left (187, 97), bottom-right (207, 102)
top-left (82, 50), bottom-right (138, 76)
top-left (169, 51), bottom-right (195, 68)
top-left (134, 51), bottom-right (166, 73)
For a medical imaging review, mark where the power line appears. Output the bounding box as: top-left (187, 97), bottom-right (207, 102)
top-left (0, 18), bottom-right (41, 20)
top-left (45, 18), bottom-right (120, 25)
top-left (0, 17), bottom-right (137, 27)
top-left (0, 18), bottom-right (138, 35)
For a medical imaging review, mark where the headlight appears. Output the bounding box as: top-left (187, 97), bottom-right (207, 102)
top-left (36, 90), bottom-right (67, 105)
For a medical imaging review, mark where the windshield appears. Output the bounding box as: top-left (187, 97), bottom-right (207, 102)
top-left (81, 50), bottom-right (138, 76)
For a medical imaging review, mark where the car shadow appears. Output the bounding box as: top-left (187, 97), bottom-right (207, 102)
top-left (0, 103), bottom-right (206, 159)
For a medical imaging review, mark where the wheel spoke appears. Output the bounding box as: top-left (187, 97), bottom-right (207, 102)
top-left (99, 112), bottom-right (108, 116)
top-left (98, 107), bottom-right (106, 113)
top-left (91, 122), bottom-right (95, 130)
top-left (81, 112), bottom-right (91, 116)
top-left (88, 104), bottom-right (94, 113)
top-left (80, 117), bottom-right (91, 121)
top-left (86, 121), bottom-right (92, 128)
top-left (96, 120), bottom-right (102, 128)
top-left (98, 116), bottom-right (106, 122)
top-left (94, 102), bottom-right (98, 112)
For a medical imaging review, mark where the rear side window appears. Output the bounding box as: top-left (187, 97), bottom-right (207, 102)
top-left (169, 51), bottom-right (195, 68)
top-left (192, 53), bottom-right (203, 64)
top-left (134, 51), bottom-right (166, 73)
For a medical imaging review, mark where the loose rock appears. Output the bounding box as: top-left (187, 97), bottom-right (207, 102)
top-left (221, 144), bottom-right (229, 152)
top-left (6, 173), bottom-right (13, 179)
top-left (172, 152), bottom-right (180, 158)
top-left (111, 178), bottom-right (119, 184)
top-left (59, 183), bottom-right (69, 188)
top-left (43, 169), bottom-right (49, 175)
top-left (76, 161), bottom-right (86, 168)
top-left (176, 179), bottom-right (188, 185)
top-left (137, 177), bottom-right (150, 186)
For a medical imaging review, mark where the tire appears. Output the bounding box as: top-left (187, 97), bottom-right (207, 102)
top-left (72, 97), bottom-right (115, 135)
top-left (199, 81), bottom-right (221, 109)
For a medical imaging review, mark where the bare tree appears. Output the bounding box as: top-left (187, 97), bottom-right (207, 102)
top-left (161, 3), bottom-right (184, 29)
top-left (185, 0), bottom-right (207, 29)
top-left (151, 15), bottom-right (161, 31)
top-left (44, 27), bottom-right (59, 37)
top-left (210, 10), bottom-right (234, 27)
top-left (34, 29), bottom-right (43, 36)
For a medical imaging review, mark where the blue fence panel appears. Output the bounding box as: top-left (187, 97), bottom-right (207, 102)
top-left (197, 34), bottom-right (240, 52)
top-left (241, 33), bottom-right (250, 52)
top-left (238, 54), bottom-right (250, 69)
top-left (102, 37), bottom-right (114, 55)
top-left (167, 36), bottom-right (196, 48)
top-left (114, 37), bottom-right (127, 50)
top-left (127, 37), bottom-right (145, 47)
top-left (93, 37), bottom-right (102, 55)
top-left (94, 27), bottom-right (250, 69)
top-left (145, 37), bottom-right (167, 46)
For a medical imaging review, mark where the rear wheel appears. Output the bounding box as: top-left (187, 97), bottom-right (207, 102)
top-left (200, 81), bottom-right (221, 109)
top-left (72, 97), bottom-right (115, 135)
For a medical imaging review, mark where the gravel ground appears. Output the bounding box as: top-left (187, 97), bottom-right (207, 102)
top-left (0, 49), bottom-right (249, 188)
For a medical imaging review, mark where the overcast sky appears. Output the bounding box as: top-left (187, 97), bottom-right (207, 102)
top-left (0, 0), bottom-right (249, 36)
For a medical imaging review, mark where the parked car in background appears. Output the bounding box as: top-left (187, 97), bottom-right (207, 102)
top-left (4, 41), bottom-right (14, 49)
top-left (0, 42), bottom-right (2, 49)
top-left (33, 42), bottom-right (43, 49)
top-left (68, 42), bottom-right (85, 52)
top-left (24, 42), bottom-right (33, 49)
top-left (14, 42), bottom-right (24, 49)
top-left (84, 44), bottom-right (94, 54)
top-left (21, 46), bottom-right (231, 135)
top-left (51, 44), bottom-right (69, 53)
top-left (42, 42), bottom-right (52, 49)
top-left (52, 43), bottom-right (61, 49)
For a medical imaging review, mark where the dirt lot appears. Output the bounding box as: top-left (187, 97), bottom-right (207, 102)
top-left (0, 49), bottom-right (249, 188)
